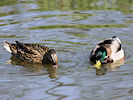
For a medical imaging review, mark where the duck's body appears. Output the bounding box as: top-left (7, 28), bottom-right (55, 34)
top-left (4, 41), bottom-right (58, 68)
top-left (89, 36), bottom-right (124, 64)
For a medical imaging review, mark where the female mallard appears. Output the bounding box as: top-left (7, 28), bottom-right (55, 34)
top-left (89, 36), bottom-right (124, 64)
top-left (4, 41), bottom-right (58, 68)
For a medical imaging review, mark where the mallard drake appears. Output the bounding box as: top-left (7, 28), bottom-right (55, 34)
top-left (89, 36), bottom-right (124, 64)
top-left (4, 41), bottom-right (58, 68)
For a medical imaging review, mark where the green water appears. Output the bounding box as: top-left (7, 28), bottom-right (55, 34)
top-left (0, 0), bottom-right (133, 100)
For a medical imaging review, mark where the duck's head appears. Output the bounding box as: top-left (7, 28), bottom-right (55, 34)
top-left (91, 47), bottom-right (108, 69)
top-left (96, 50), bottom-right (107, 62)
top-left (91, 47), bottom-right (108, 64)
top-left (43, 49), bottom-right (58, 68)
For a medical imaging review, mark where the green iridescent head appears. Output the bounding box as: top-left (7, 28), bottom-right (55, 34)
top-left (96, 51), bottom-right (107, 61)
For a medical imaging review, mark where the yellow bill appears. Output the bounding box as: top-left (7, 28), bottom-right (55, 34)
top-left (94, 60), bottom-right (101, 69)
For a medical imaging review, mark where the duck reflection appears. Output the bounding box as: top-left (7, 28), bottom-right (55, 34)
top-left (95, 65), bottom-right (107, 76)
top-left (7, 56), bottom-right (57, 78)
top-left (95, 60), bottom-right (124, 76)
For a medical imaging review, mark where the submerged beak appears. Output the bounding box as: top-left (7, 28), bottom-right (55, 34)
top-left (94, 60), bottom-right (101, 69)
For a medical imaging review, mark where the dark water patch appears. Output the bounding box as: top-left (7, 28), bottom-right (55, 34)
top-left (0, 20), bottom-right (4, 22)
top-left (43, 39), bottom-right (88, 45)
top-left (0, 21), bottom-right (21, 26)
top-left (0, 10), bottom-right (19, 17)
top-left (23, 0), bottom-right (133, 13)
top-left (0, 0), bottom-right (18, 6)
top-left (0, 23), bottom-right (9, 26)
top-left (0, 35), bottom-right (27, 38)
top-left (32, 14), bottom-right (69, 19)
top-left (10, 21), bottom-right (22, 24)
top-left (57, 50), bottom-right (76, 53)
top-left (28, 24), bottom-right (129, 29)
top-left (69, 33), bottom-right (88, 37)
top-left (123, 41), bottom-right (133, 45)
top-left (27, 8), bottom-right (44, 12)
top-left (125, 61), bottom-right (133, 64)
top-left (19, 0), bottom-right (35, 4)
top-left (124, 20), bottom-right (133, 23)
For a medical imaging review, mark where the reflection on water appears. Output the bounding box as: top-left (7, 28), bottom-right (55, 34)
top-left (95, 61), bottom-right (124, 76)
top-left (0, 0), bottom-right (133, 100)
top-left (7, 56), bottom-right (57, 78)
top-left (95, 66), bottom-right (107, 76)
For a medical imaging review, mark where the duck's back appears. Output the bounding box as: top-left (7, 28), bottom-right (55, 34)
top-left (4, 41), bottom-right (49, 63)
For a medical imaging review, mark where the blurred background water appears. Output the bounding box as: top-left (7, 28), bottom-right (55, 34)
top-left (0, 0), bottom-right (133, 100)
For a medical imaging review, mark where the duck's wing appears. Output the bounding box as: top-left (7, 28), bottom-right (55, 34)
top-left (16, 50), bottom-right (44, 63)
top-left (15, 41), bottom-right (49, 63)
top-left (16, 41), bottom-right (49, 56)
top-left (4, 41), bottom-right (49, 63)
top-left (98, 39), bottom-right (113, 48)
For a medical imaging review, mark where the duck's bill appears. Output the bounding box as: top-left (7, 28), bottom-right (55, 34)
top-left (52, 65), bottom-right (58, 68)
top-left (94, 60), bottom-right (101, 69)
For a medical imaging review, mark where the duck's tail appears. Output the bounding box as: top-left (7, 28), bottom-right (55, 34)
top-left (4, 41), bottom-right (12, 53)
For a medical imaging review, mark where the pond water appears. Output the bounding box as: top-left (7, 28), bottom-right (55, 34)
top-left (0, 0), bottom-right (133, 100)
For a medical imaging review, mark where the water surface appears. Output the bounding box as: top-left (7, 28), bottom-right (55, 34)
top-left (0, 0), bottom-right (133, 100)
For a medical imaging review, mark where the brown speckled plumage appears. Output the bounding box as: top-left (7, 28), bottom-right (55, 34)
top-left (4, 41), bottom-right (57, 66)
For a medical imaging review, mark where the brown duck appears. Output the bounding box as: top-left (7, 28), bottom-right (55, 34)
top-left (4, 41), bottom-right (58, 68)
